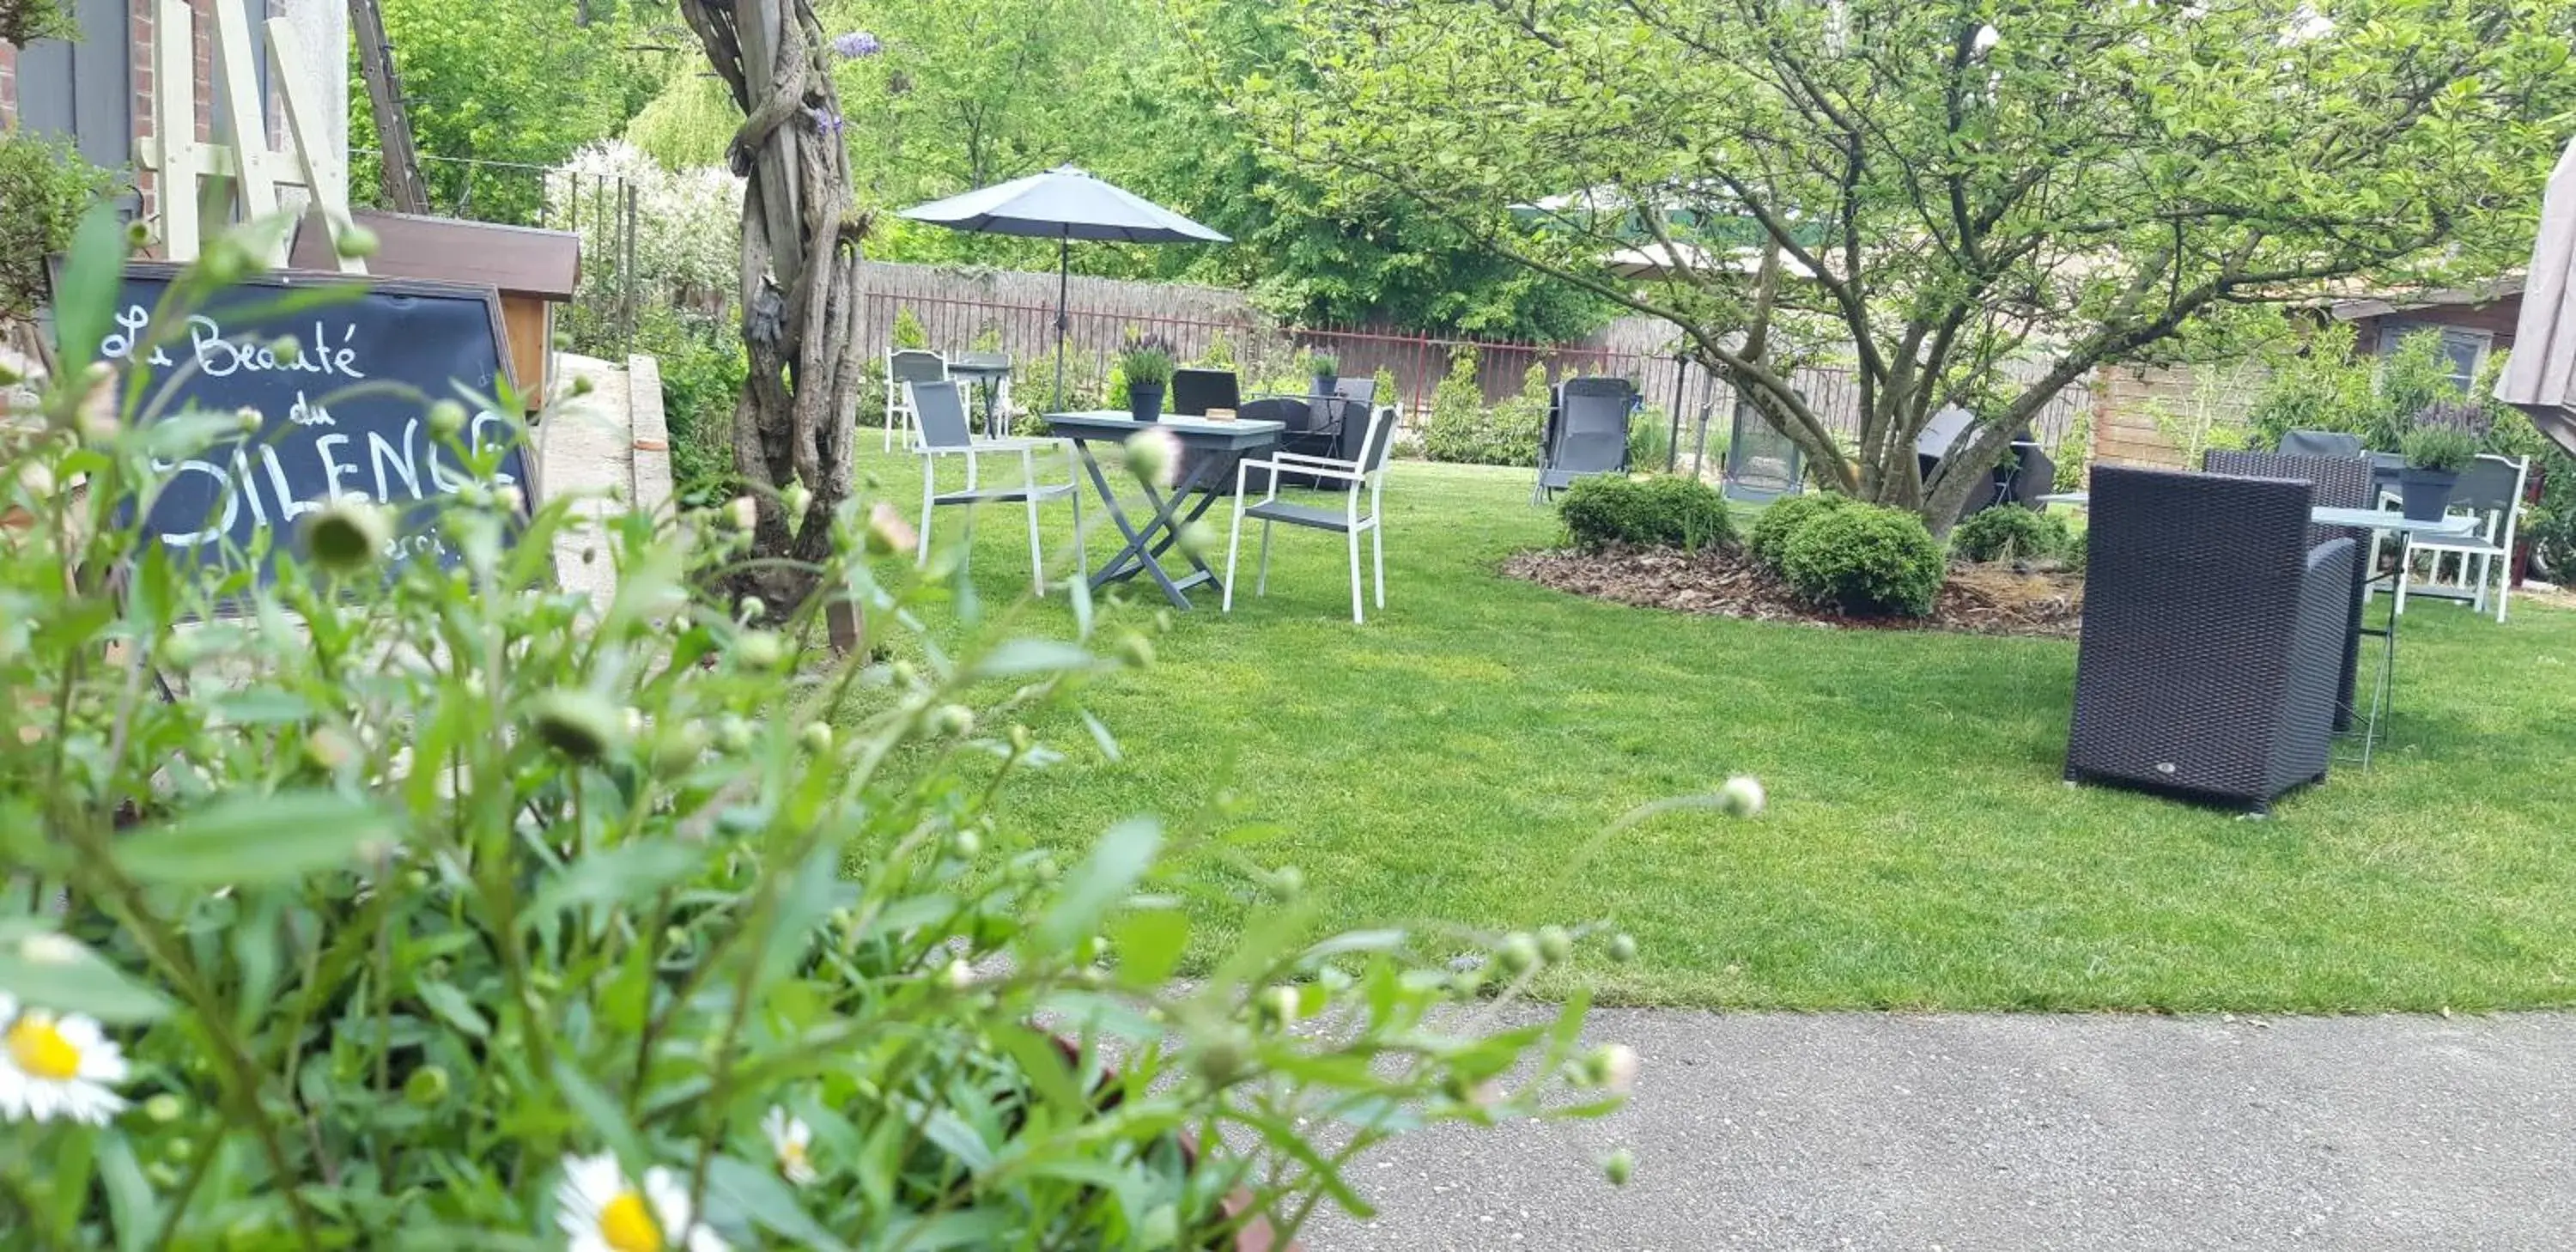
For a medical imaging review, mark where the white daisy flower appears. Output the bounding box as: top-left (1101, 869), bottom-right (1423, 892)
top-left (556, 1152), bottom-right (730, 1252)
top-left (0, 994), bottom-right (131, 1125)
top-left (762, 1107), bottom-right (817, 1186)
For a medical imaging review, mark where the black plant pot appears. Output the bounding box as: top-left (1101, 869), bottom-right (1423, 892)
top-left (1312, 373), bottom-right (1338, 398)
top-left (2399, 467), bottom-right (2458, 521)
top-left (1128, 383), bottom-right (1165, 423)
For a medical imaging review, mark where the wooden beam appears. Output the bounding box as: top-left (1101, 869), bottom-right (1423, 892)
top-left (267, 21), bottom-right (365, 275)
top-left (150, 0), bottom-right (199, 259)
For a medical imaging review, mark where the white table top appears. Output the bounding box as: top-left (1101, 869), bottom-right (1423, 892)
top-left (2038, 493), bottom-right (2476, 538)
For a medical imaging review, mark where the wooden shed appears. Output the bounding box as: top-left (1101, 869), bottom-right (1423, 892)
top-left (290, 210), bottom-right (580, 408)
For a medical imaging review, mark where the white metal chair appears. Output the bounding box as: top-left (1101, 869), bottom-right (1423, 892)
top-left (908, 380), bottom-right (1080, 596)
top-left (885, 349), bottom-right (949, 451)
top-left (1224, 404), bottom-right (1397, 623)
top-left (2397, 453), bottom-right (2528, 623)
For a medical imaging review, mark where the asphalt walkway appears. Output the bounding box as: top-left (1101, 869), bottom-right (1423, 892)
top-left (1314, 1010), bottom-right (2576, 1250)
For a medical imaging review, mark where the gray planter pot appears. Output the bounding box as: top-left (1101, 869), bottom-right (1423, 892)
top-left (2398, 466), bottom-right (2458, 521)
top-left (1127, 383), bottom-right (1165, 423)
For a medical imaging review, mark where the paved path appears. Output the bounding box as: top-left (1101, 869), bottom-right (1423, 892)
top-left (538, 353), bottom-right (671, 608)
top-left (1313, 1011), bottom-right (2576, 1250)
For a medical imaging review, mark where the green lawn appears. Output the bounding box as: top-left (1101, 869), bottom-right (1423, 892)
top-left (864, 447), bottom-right (2576, 1013)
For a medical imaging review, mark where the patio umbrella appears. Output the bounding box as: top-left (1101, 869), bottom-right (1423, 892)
top-left (897, 166), bottom-right (1230, 409)
top-left (2497, 138), bottom-right (2576, 458)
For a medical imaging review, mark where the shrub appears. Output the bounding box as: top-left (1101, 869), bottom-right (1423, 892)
top-left (1746, 491), bottom-right (1856, 568)
top-left (549, 142), bottom-right (740, 351)
top-left (890, 304), bottom-right (930, 349)
top-left (0, 216), bottom-right (1650, 1248)
top-left (1560, 474), bottom-right (1735, 551)
top-left (1948, 507), bottom-right (2071, 564)
top-left (1779, 503), bottom-right (1947, 617)
top-left (0, 128), bottom-right (124, 320)
top-left (1422, 349), bottom-right (1544, 466)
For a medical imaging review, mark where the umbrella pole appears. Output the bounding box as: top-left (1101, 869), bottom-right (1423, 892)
top-left (1053, 234), bottom-right (1070, 411)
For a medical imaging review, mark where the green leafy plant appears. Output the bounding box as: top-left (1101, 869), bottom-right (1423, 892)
top-left (0, 213), bottom-right (1654, 1248)
top-left (1, 0), bottom-right (78, 46)
top-left (2403, 423), bottom-right (2482, 472)
top-left (2051, 410), bottom-right (2091, 493)
top-left (1423, 352), bottom-right (1545, 467)
top-left (0, 127), bottom-right (125, 321)
top-left (1200, 330), bottom-right (1236, 370)
top-left (890, 305), bottom-right (930, 350)
top-left (1745, 492), bottom-right (1856, 569)
top-left (1304, 349), bottom-right (1340, 378)
top-left (1947, 507), bottom-right (2071, 565)
top-left (1559, 474), bottom-right (1735, 552)
top-left (1778, 503), bottom-right (1947, 617)
top-left (1120, 345), bottom-right (1174, 388)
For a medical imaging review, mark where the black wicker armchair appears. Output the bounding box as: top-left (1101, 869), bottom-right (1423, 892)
top-left (2203, 449), bottom-right (2376, 730)
top-left (2066, 466), bottom-right (2357, 812)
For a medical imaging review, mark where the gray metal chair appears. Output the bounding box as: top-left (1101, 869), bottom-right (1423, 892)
top-left (2279, 430), bottom-right (2365, 459)
top-left (1722, 398), bottom-right (1805, 502)
top-left (1224, 404), bottom-right (1397, 623)
top-left (885, 349), bottom-right (949, 452)
top-left (1534, 377), bottom-right (1632, 502)
top-left (2067, 466), bottom-right (2355, 813)
top-left (1171, 368), bottom-right (1241, 416)
top-left (908, 380), bottom-right (1080, 595)
top-left (2397, 453), bottom-right (2528, 622)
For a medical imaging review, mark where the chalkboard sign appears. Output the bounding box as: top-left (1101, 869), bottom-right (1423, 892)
top-left (93, 264), bottom-right (534, 588)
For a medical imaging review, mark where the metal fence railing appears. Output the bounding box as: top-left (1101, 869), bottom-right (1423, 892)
top-left (864, 289), bottom-right (2093, 477)
top-left (349, 150), bottom-right (640, 357)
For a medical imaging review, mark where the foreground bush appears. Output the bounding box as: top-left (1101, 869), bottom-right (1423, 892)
top-left (1746, 492), bottom-right (1856, 568)
top-left (1779, 502), bottom-right (1947, 617)
top-left (1560, 474), bottom-right (1735, 552)
top-left (1948, 507), bottom-right (2072, 564)
top-left (0, 215), bottom-right (1656, 1248)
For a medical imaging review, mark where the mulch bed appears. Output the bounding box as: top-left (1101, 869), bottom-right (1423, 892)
top-left (1502, 545), bottom-right (2087, 640)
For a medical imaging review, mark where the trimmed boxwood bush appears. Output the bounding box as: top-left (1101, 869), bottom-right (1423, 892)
top-left (1559, 474), bottom-right (1735, 551)
top-left (1948, 507), bottom-right (2072, 564)
top-left (1747, 492), bottom-right (1856, 568)
top-left (1779, 502), bottom-right (1947, 617)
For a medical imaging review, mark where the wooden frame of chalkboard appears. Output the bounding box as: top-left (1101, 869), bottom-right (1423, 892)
top-left (62, 261), bottom-right (549, 610)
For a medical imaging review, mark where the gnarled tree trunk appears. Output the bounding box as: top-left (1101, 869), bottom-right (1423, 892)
top-left (675, 0), bottom-right (867, 640)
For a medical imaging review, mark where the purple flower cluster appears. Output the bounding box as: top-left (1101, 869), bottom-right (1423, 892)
top-left (832, 31), bottom-right (882, 58)
top-left (807, 105), bottom-right (846, 137)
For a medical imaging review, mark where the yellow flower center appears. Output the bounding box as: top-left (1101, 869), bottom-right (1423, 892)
top-left (597, 1190), bottom-right (663, 1252)
top-left (5, 1016), bottom-right (80, 1081)
top-left (779, 1140), bottom-right (811, 1173)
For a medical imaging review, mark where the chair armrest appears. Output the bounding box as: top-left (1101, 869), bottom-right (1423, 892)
top-left (1270, 451), bottom-right (1358, 470)
top-left (1239, 458), bottom-right (1366, 483)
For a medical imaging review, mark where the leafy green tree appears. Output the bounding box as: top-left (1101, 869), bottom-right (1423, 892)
top-left (1243, 0), bottom-right (2576, 527)
top-left (349, 0), bottom-right (676, 222)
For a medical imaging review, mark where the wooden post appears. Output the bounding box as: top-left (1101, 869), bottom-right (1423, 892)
top-left (150, 0), bottom-right (198, 260)
top-left (347, 0), bottom-right (430, 215)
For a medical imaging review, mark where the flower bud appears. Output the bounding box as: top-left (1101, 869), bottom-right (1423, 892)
top-left (404, 1065), bottom-right (451, 1105)
top-left (1716, 775), bottom-right (1765, 817)
top-left (944, 957), bottom-right (975, 990)
top-left (303, 726), bottom-right (358, 772)
top-left (526, 690), bottom-right (623, 763)
top-left (145, 1162), bottom-right (183, 1188)
top-left (163, 1136), bottom-right (195, 1163)
top-left (716, 714), bottom-right (755, 753)
top-left (1608, 933), bottom-right (1639, 963)
top-left (799, 721), bottom-right (835, 753)
top-left (1497, 932), bottom-right (1542, 975)
top-left (1588, 1043), bottom-right (1640, 1094)
top-left (928, 703), bottom-right (975, 738)
top-left (143, 1092), bottom-right (185, 1122)
top-left (333, 222), bottom-right (380, 258)
top-left (1007, 723), bottom-right (1033, 754)
top-left (733, 630), bottom-right (786, 669)
top-left (950, 826), bottom-right (982, 859)
top-left (495, 485), bottom-right (524, 514)
top-left (1602, 1147), bottom-right (1635, 1187)
top-left (738, 596), bottom-right (768, 623)
top-left (234, 406), bottom-right (263, 435)
top-left (302, 501), bottom-right (392, 575)
top-left (459, 483), bottom-right (493, 509)
top-left (428, 401), bottom-right (468, 440)
top-left (571, 374), bottom-right (595, 398)
top-left (1269, 865), bottom-right (1304, 899)
top-left (269, 336), bottom-right (301, 366)
top-left (1190, 1025), bottom-right (1253, 1087)
top-left (866, 500), bottom-right (918, 556)
top-left (724, 495), bottom-right (759, 531)
top-left (1032, 854), bottom-right (1060, 883)
top-left (889, 659), bottom-right (920, 689)
top-left (1123, 427), bottom-right (1182, 489)
top-left (1537, 925), bottom-right (1575, 963)
top-left (782, 481), bottom-right (813, 520)
top-left (1255, 985), bottom-right (1302, 1029)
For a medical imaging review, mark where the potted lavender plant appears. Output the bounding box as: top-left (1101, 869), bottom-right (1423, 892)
top-left (2398, 400), bottom-right (2488, 520)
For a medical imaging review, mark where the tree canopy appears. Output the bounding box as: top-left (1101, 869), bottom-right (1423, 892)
top-left (1237, 0), bottom-right (2576, 524)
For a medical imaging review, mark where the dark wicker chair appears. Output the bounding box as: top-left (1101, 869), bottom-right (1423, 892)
top-left (2203, 449), bottom-right (2375, 731)
top-left (2067, 466), bottom-right (2357, 812)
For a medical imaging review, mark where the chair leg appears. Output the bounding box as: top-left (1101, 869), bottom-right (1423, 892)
top-left (1025, 490), bottom-right (1046, 599)
top-left (2395, 554), bottom-right (2409, 615)
top-left (1371, 521), bottom-right (1386, 610)
top-left (1224, 495), bottom-right (1246, 613)
top-left (1257, 520), bottom-right (1273, 595)
top-left (917, 459), bottom-right (934, 568)
top-left (1347, 525), bottom-right (1364, 623)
